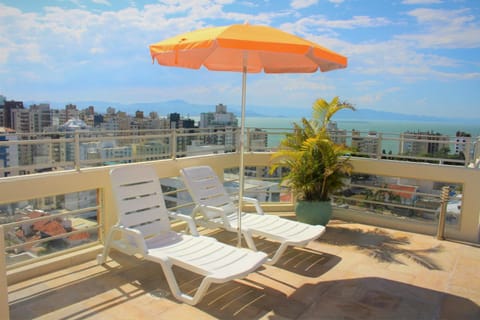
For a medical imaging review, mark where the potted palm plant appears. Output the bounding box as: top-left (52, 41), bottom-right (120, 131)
top-left (270, 97), bottom-right (355, 225)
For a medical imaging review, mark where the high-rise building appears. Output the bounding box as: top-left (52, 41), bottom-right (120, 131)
top-left (3, 100), bottom-right (24, 129)
top-left (198, 104), bottom-right (238, 152)
top-left (29, 104), bottom-right (52, 132)
top-left (0, 96), bottom-right (5, 127)
top-left (328, 122), bottom-right (347, 145)
top-left (454, 131), bottom-right (471, 156)
top-left (135, 110), bottom-right (144, 119)
top-left (11, 108), bottom-right (30, 133)
top-left (169, 113), bottom-right (181, 129)
top-left (0, 127), bottom-right (19, 177)
top-left (400, 131), bottom-right (449, 156)
top-left (351, 130), bottom-right (379, 155)
top-left (65, 104), bottom-right (78, 120)
top-left (199, 104), bottom-right (238, 128)
top-left (59, 118), bottom-right (90, 164)
top-left (249, 128), bottom-right (268, 151)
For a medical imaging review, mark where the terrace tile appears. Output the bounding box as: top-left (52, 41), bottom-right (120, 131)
top-left (8, 219), bottom-right (480, 320)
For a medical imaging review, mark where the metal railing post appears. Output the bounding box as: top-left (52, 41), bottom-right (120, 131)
top-left (464, 136), bottom-right (471, 167)
top-left (436, 186), bottom-right (450, 240)
top-left (473, 137), bottom-right (480, 166)
top-left (0, 226), bottom-right (10, 320)
top-left (376, 133), bottom-right (383, 159)
top-left (74, 131), bottom-right (80, 171)
top-left (171, 130), bottom-right (177, 159)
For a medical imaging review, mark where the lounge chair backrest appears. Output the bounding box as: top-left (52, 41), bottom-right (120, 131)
top-left (110, 165), bottom-right (171, 238)
top-left (181, 165), bottom-right (236, 219)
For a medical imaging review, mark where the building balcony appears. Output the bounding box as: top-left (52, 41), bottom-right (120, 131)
top-left (1, 144), bottom-right (480, 318)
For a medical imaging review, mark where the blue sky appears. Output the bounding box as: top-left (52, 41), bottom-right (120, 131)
top-left (1, 0), bottom-right (480, 119)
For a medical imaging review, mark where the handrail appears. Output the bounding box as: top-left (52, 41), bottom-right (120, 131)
top-left (1, 127), bottom-right (478, 177)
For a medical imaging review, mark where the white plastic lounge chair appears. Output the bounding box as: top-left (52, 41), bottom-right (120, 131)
top-left (97, 165), bottom-right (267, 305)
top-left (180, 165), bottom-right (326, 265)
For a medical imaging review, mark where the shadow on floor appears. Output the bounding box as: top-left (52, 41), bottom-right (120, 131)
top-left (292, 276), bottom-right (480, 320)
top-left (321, 220), bottom-right (444, 270)
top-left (9, 253), bottom-right (153, 319)
top-left (207, 229), bottom-right (341, 277)
top-left (8, 246), bottom-right (337, 320)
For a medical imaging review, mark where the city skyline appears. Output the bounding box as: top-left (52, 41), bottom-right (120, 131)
top-left (1, 0), bottom-right (480, 119)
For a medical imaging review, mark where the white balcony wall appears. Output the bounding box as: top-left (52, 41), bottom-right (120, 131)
top-left (1, 152), bottom-right (479, 290)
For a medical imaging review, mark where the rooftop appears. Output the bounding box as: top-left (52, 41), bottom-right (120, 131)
top-left (8, 219), bottom-right (480, 319)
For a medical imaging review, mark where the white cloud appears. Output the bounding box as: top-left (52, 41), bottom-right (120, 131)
top-left (238, 1), bottom-right (259, 8)
top-left (1, 0), bottom-right (478, 114)
top-left (67, 0), bottom-right (87, 9)
top-left (247, 74), bottom-right (337, 106)
top-left (397, 8), bottom-right (480, 48)
top-left (280, 12), bottom-right (478, 83)
top-left (323, 16), bottom-right (391, 29)
top-left (0, 1), bottom-right (252, 72)
top-left (92, 0), bottom-right (111, 5)
top-left (281, 15), bottom-right (391, 41)
top-left (338, 35), bottom-right (479, 83)
top-left (181, 73), bottom-right (338, 108)
top-left (401, 0), bottom-right (442, 4)
top-left (90, 47), bottom-right (105, 54)
top-left (291, 0), bottom-right (318, 10)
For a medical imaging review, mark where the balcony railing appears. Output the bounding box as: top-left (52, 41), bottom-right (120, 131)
top-left (1, 154), bottom-right (479, 268)
top-left (1, 129), bottom-right (480, 288)
top-left (1, 128), bottom-right (479, 177)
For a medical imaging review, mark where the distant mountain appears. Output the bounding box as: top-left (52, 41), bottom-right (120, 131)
top-left (23, 99), bottom-right (478, 123)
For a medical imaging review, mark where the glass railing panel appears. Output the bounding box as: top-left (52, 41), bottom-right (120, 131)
top-left (175, 128), bottom-right (238, 157)
top-left (1, 128), bottom-right (479, 177)
top-left (156, 165), bottom-right (291, 219)
top-left (160, 177), bottom-right (196, 216)
top-left (332, 173), bottom-right (462, 226)
top-left (78, 129), bottom-right (172, 167)
top-left (1, 189), bottom-right (100, 267)
top-left (223, 166), bottom-right (291, 203)
top-left (219, 164), bottom-right (464, 227)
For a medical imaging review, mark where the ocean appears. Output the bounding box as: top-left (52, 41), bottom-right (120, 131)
top-left (243, 117), bottom-right (480, 153)
top-left (245, 117), bottom-right (480, 136)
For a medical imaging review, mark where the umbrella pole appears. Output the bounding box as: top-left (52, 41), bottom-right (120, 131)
top-left (237, 65), bottom-right (247, 248)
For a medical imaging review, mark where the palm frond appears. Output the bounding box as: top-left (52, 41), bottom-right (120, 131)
top-left (270, 96), bottom-right (355, 201)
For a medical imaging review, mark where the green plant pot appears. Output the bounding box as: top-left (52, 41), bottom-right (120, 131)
top-left (295, 200), bottom-right (332, 226)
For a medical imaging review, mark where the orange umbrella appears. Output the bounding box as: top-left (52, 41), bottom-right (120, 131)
top-left (150, 23), bottom-right (347, 246)
top-left (150, 24), bottom-right (347, 73)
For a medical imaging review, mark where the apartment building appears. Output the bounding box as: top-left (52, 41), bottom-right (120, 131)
top-left (400, 131), bottom-right (450, 156)
top-left (351, 130), bottom-right (379, 155)
top-left (0, 127), bottom-right (19, 177)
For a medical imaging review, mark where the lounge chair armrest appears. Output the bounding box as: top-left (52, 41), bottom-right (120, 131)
top-left (117, 226), bottom-right (148, 254)
top-left (196, 204), bottom-right (233, 228)
top-left (168, 211), bottom-right (200, 236)
top-left (242, 197), bottom-right (264, 215)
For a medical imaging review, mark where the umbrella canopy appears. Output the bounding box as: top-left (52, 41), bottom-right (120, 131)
top-left (150, 24), bottom-right (347, 73)
top-left (149, 23), bottom-right (347, 246)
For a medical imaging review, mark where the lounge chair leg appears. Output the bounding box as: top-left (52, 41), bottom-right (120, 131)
top-left (97, 229), bottom-right (115, 265)
top-left (266, 242), bottom-right (290, 265)
top-left (243, 232), bottom-right (257, 251)
top-left (158, 259), bottom-right (213, 305)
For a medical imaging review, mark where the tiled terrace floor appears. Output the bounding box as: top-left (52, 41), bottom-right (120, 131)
top-left (8, 219), bottom-right (480, 319)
